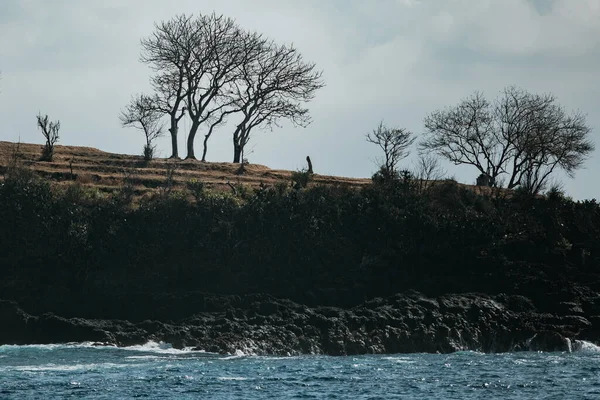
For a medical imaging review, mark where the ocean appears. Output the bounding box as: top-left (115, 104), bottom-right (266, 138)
top-left (1, 342), bottom-right (600, 399)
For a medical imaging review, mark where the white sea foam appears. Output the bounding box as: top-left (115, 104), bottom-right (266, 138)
top-left (259, 355), bottom-right (300, 360)
top-left (382, 356), bottom-right (416, 364)
top-left (0, 342), bottom-right (99, 352)
top-left (117, 341), bottom-right (197, 354)
top-left (3, 362), bottom-right (135, 373)
top-left (453, 350), bottom-right (485, 356)
top-left (0, 341), bottom-right (216, 357)
top-left (125, 355), bottom-right (171, 360)
top-left (221, 350), bottom-right (248, 360)
top-left (573, 340), bottom-right (600, 352)
top-left (217, 376), bottom-right (249, 381)
top-left (233, 349), bottom-right (246, 357)
top-left (220, 343), bottom-right (263, 359)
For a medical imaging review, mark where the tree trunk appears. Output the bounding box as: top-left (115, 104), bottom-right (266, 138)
top-left (201, 134), bottom-right (210, 162)
top-left (169, 126), bottom-right (179, 159)
top-left (232, 125), bottom-right (243, 163)
top-left (186, 123), bottom-right (199, 160)
top-left (233, 144), bottom-right (242, 163)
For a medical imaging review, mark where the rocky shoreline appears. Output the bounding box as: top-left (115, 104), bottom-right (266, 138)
top-left (2, 291), bottom-right (598, 355)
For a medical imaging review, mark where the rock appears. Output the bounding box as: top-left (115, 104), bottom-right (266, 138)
top-left (33, 314), bottom-right (113, 344)
top-left (557, 302), bottom-right (585, 316)
top-left (527, 331), bottom-right (571, 352)
top-left (497, 294), bottom-right (537, 313)
top-left (0, 300), bottom-right (36, 344)
top-left (2, 291), bottom-right (600, 355)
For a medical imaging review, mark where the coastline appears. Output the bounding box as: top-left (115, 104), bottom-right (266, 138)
top-left (2, 142), bottom-right (599, 356)
top-left (2, 291), bottom-right (597, 355)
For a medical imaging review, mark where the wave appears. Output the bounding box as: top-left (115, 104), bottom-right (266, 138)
top-left (116, 341), bottom-right (198, 355)
top-left (221, 349), bottom-right (249, 360)
top-left (217, 376), bottom-right (249, 381)
top-left (382, 356), bottom-right (416, 364)
top-left (0, 342), bottom-right (99, 352)
top-left (572, 340), bottom-right (600, 352)
top-left (0, 341), bottom-right (213, 355)
top-left (1, 362), bottom-right (139, 373)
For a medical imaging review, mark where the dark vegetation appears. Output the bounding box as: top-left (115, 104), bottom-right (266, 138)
top-left (1, 162), bottom-right (599, 323)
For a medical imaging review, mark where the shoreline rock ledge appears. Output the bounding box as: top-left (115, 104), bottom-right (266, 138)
top-left (1, 292), bottom-right (597, 355)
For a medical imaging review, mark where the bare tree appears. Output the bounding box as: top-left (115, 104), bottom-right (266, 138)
top-left (366, 121), bottom-right (415, 178)
top-left (120, 94), bottom-right (164, 161)
top-left (499, 89), bottom-right (593, 193)
top-left (136, 12), bottom-right (324, 162)
top-left (37, 113), bottom-right (60, 161)
top-left (140, 14), bottom-right (195, 159)
top-left (422, 87), bottom-right (594, 194)
top-left (412, 154), bottom-right (446, 193)
top-left (181, 14), bottom-right (251, 160)
top-left (228, 41), bottom-right (324, 163)
top-left (421, 92), bottom-right (499, 183)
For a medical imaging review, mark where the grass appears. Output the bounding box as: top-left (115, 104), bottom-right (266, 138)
top-left (0, 141), bottom-right (371, 197)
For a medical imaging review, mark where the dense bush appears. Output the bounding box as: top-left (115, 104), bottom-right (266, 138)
top-left (0, 169), bottom-right (598, 318)
top-left (290, 169), bottom-right (313, 190)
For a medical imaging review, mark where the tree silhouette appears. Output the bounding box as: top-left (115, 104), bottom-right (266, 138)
top-left (135, 13), bottom-right (324, 162)
top-left (37, 113), bottom-right (60, 162)
top-left (228, 41), bottom-right (324, 163)
top-left (120, 94), bottom-right (164, 161)
top-left (140, 14), bottom-right (194, 159)
top-left (366, 121), bottom-right (415, 179)
top-left (421, 87), bottom-right (594, 194)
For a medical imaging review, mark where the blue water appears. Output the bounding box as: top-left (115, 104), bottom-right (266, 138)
top-left (2, 342), bottom-right (600, 399)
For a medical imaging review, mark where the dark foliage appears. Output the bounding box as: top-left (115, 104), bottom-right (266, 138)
top-left (0, 171), bottom-right (598, 320)
top-left (290, 169), bottom-right (313, 190)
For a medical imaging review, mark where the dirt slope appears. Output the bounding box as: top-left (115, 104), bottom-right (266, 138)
top-left (0, 141), bottom-right (371, 195)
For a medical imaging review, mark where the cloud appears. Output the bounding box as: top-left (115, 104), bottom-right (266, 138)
top-left (0, 0), bottom-right (598, 199)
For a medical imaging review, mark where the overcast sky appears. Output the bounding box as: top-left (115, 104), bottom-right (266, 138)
top-left (0, 0), bottom-right (598, 199)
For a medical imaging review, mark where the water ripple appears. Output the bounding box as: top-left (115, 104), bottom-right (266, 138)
top-left (1, 345), bottom-right (600, 399)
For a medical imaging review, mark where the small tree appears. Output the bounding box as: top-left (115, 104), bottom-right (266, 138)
top-left (120, 94), bottom-right (164, 161)
top-left (412, 154), bottom-right (446, 194)
top-left (366, 121), bottom-right (415, 179)
top-left (37, 113), bottom-right (60, 161)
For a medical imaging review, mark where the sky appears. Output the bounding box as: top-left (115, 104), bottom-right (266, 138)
top-left (0, 0), bottom-right (599, 199)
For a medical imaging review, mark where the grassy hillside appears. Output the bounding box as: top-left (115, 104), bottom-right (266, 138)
top-left (0, 141), bottom-right (505, 198)
top-left (0, 141), bottom-right (370, 196)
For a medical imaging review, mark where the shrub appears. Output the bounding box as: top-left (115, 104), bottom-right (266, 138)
top-left (37, 113), bottom-right (60, 162)
top-left (61, 183), bottom-right (104, 205)
top-left (143, 143), bottom-right (155, 162)
top-left (291, 169), bottom-right (312, 190)
top-left (76, 173), bottom-right (94, 185)
top-left (371, 166), bottom-right (398, 185)
top-left (187, 179), bottom-right (206, 202)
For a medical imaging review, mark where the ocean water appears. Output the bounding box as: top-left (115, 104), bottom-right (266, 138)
top-left (2, 342), bottom-right (600, 399)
